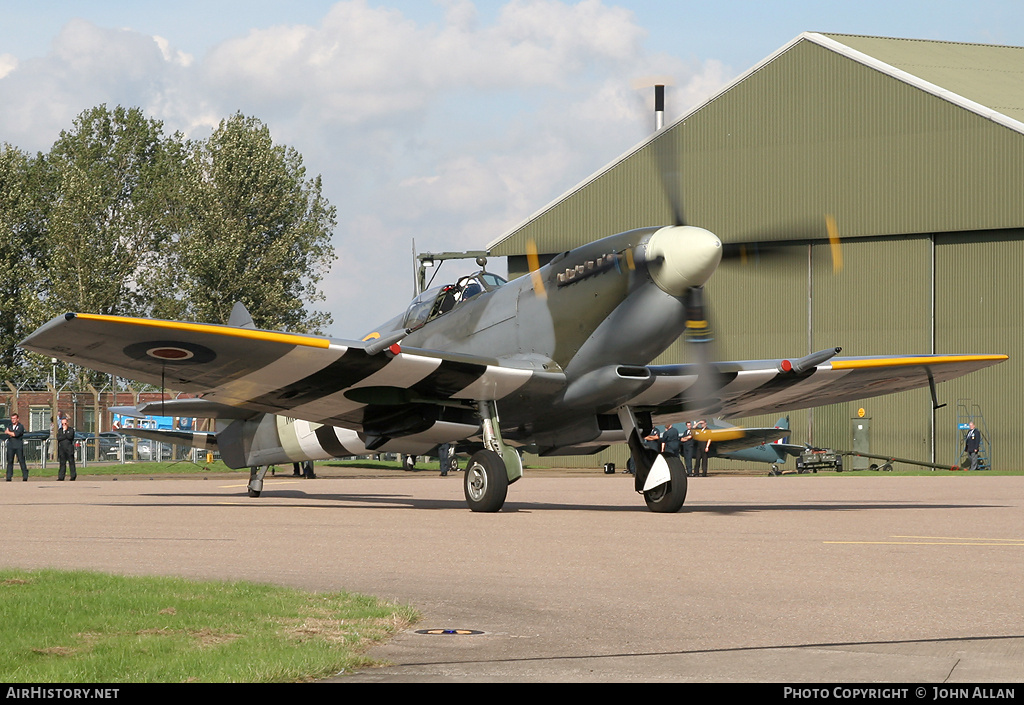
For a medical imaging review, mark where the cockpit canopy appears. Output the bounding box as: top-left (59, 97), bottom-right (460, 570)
top-left (404, 272), bottom-right (507, 330)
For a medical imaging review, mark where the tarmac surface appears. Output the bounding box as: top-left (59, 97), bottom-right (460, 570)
top-left (1, 466), bottom-right (1022, 683)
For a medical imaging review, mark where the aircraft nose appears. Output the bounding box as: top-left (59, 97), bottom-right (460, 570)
top-left (644, 225), bottom-right (723, 297)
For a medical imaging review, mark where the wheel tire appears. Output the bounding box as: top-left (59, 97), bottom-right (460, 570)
top-left (643, 455), bottom-right (688, 513)
top-left (880, 463), bottom-right (893, 472)
top-left (403, 455), bottom-right (416, 471)
top-left (248, 488), bottom-right (261, 498)
top-left (464, 450), bottom-right (509, 512)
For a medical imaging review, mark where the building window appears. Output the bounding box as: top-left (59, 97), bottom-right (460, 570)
top-left (82, 408), bottom-right (96, 433)
top-left (29, 406), bottom-right (51, 433)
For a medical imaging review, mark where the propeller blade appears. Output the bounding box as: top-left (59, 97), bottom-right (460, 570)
top-left (717, 214), bottom-right (843, 270)
top-left (652, 132), bottom-right (686, 227)
top-left (826, 213), bottom-right (843, 273)
top-left (683, 286), bottom-right (713, 345)
top-left (526, 238), bottom-right (547, 299)
top-left (683, 285), bottom-right (723, 414)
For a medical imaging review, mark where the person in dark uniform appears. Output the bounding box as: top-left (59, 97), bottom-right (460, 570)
top-left (660, 423), bottom-right (681, 457)
top-left (964, 421), bottom-right (981, 471)
top-left (5, 413), bottom-right (28, 481)
top-left (56, 416), bottom-right (77, 481)
top-left (438, 443), bottom-right (452, 476)
top-left (289, 460), bottom-right (316, 478)
top-left (693, 419), bottom-right (711, 477)
top-left (680, 421), bottom-right (695, 476)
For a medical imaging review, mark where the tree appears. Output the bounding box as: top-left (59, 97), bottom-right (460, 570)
top-left (0, 144), bottom-right (45, 380)
top-left (152, 113), bottom-right (336, 333)
top-left (36, 105), bottom-right (186, 321)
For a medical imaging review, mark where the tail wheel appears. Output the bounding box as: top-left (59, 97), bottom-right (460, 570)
top-left (464, 450), bottom-right (508, 513)
top-left (643, 455), bottom-right (688, 513)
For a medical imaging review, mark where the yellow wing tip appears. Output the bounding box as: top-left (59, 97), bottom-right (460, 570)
top-left (830, 354), bottom-right (1008, 370)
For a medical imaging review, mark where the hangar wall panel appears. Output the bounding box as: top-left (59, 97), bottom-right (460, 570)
top-left (934, 230), bottom-right (1024, 470)
top-left (809, 238), bottom-right (933, 460)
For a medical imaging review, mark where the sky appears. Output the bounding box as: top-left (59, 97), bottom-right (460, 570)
top-left (3, 0), bottom-right (1024, 337)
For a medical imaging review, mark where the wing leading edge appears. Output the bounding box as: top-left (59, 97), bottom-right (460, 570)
top-left (19, 313), bottom-right (564, 431)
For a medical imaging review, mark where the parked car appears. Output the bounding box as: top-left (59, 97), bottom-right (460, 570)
top-left (74, 432), bottom-right (124, 460)
top-left (135, 439), bottom-right (173, 461)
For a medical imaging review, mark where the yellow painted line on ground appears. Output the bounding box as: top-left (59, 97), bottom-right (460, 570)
top-left (826, 535), bottom-right (1024, 546)
top-left (892, 535), bottom-right (1022, 542)
top-left (76, 313), bottom-right (331, 349)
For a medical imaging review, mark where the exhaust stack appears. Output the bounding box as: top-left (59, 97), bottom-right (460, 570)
top-left (654, 84), bottom-right (665, 131)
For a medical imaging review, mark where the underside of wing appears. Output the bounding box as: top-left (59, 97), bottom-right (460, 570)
top-left (20, 314), bottom-right (562, 441)
top-left (631, 354), bottom-right (1008, 422)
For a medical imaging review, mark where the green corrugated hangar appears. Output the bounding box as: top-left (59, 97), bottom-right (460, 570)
top-left (488, 32), bottom-right (1024, 471)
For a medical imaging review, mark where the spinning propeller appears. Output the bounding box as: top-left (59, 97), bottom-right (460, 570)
top-left (649, 125), bottom-right (843, 410)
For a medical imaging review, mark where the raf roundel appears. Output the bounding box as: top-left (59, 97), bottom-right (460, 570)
top-left (148, 346), bottom-right (194, 361)
top-left (123, 340), bottom-right (217, 365)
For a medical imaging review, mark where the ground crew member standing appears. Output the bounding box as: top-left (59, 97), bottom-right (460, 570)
top-left (964, 421), bottom-right (981, 471)
top-left (5, 413), bottom-right (28, 481)
top-left (661, 423), bottom-right (681, 457)
top-left (56, 416), bottom-right (77, 481)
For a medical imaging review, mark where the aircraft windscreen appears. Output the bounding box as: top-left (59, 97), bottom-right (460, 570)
top-left (403, 272), bottom-right (507, 329)
top-left (404, 287), bottom-right (443, 330)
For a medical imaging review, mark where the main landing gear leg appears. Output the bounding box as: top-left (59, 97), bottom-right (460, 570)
top-left (617, 407), bottom-right (687, 513)
top-left (464, 400), bottom-right (522, 513)
top-left (248, 465), bottom-right (270, 497)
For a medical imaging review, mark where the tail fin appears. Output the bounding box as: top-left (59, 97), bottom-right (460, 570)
top-left (773, 416), bottom-right (790, 444)
top-left (228, 302), bottom-right (256, 329)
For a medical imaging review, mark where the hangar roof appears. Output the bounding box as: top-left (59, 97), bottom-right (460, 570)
top-left (817, 33), bottom-right (1024, 129)
top-left (490, 32), bottom-right (1024, 256)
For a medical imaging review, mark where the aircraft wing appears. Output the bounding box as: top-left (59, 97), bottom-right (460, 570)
top-left (20, 313), bottom-right (564, 431)
top-left (692, 426), bottom-right (795, 454)
top-left (631, 354), bottom-right (1008, 421)
top-left (772, 443), bottom-right (806, 458)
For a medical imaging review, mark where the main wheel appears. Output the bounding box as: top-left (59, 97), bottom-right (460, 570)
top-left (464, 450), bottom-right (508, 512)
top-left (643, 455), bottom-right (687, 513)
top-left (403, 454), bottom-right (416, 471)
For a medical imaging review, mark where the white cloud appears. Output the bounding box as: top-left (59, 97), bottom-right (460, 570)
top-left (0, 54), bottom-right (17, 80)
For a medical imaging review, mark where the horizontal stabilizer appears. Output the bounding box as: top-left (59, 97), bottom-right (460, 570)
top-left (131, 398), bottom-right (258, 420)
top-left (119, 427), bottom-right (217, 451)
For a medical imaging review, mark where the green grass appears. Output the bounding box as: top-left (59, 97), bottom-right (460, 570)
top-left (27, 459), bottom-right (243, 477)
top-left (0, 569), bottom-right (418, 683)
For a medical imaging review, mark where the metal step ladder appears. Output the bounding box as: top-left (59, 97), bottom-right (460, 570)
top-left (955, 399), bottom-right (990, 470)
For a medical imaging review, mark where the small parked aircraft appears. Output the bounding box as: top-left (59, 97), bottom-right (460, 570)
top-left (704, 417), bottom-right (803, 473)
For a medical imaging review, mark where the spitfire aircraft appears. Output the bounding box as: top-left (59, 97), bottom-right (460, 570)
top-left (20, 213), bottom-right (1007, 513)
